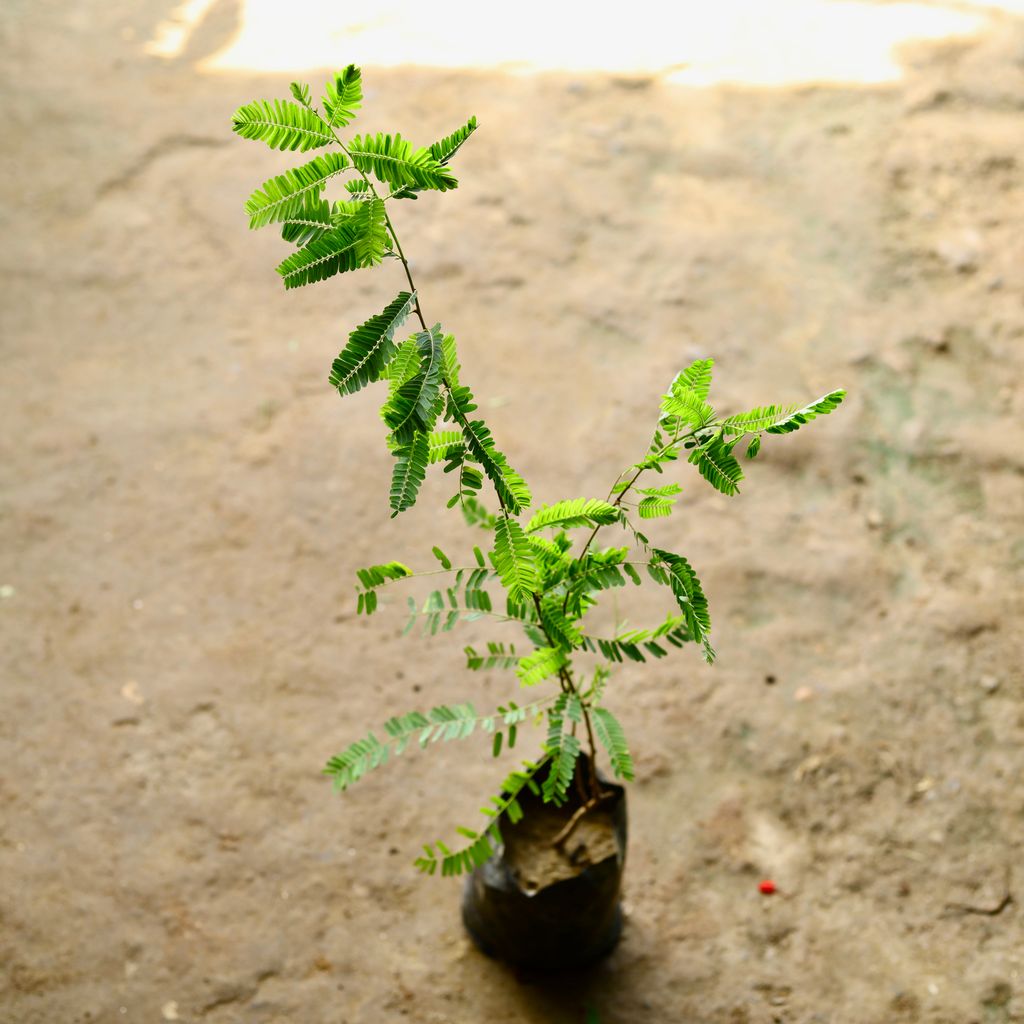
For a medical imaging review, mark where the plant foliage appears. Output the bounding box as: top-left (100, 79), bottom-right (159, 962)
top-left (323, 65), bottom-right (362, 128)
top-left (231, 66), bottom-right (846, 877)
top-left (245, 152), bottom-right (352, 230)
top-left (276, 198), bottom-right (388, 289)
top-left (348, 133), bottom-right (458, 192)
top-left (231, 99), bottom-right (334, 151)
top-left (329, 291), bottom-right (417, 396)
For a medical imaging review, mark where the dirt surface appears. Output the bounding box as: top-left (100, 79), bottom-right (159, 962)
top-left (2, 4), bottom-right (1024, 1022)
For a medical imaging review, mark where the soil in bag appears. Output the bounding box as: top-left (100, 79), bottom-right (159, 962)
top-left (462, 756), bottom-right (627, 969)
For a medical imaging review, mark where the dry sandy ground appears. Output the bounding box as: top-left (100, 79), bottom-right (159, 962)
top-left (2, 3), bottom-right (1024, 1022)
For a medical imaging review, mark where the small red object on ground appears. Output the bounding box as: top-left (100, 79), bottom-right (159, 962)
top-left (759, 880), bottom-right (777, 895)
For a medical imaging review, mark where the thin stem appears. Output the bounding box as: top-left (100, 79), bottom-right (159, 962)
top-left (364, 169), bottom-right (510, 521)
top-left (528, 591), bottom-right (601, 800)
top-left (573, 464), bottom-right (645, 572)
top-left (570, 419), bottom-right (710, 576)
top-left (315, 108), bottom-right (430, 336)
top-left (572, 671), bottom-right (603, 797)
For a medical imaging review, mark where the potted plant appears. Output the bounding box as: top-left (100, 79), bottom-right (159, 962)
top-left (231, 65), bottom-right (845, 969)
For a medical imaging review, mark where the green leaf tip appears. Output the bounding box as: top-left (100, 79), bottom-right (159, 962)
top-left (429, 116), bottom-right (479, 165)
top-left (764, 389), bottom-right (846, 434)
top-left (323, 65), bottom-right (362, 128)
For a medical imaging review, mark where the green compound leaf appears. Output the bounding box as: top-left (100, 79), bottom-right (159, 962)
top-left (591, 707), bottom-right (634, 781)
top-left (278, 196), bottom-right (334, 246)
top-left (426, 429), bottom-right (464, 464)
top-left (542, 732), bottom-right (580, 804)
top-left (382, 325), bottom-right (445, 444)
top-left (389, 431), bottom-right (430, 517)
top-left (582, 613), bottom-right (693, 664)
top-left (440, 332), bottom-right (461, 387)
top-left (516, 645), bottom-right (567, 687)
top-left (465, 642), bottom-right (519, 671)
top-left (660, 357), bottom-right (716, 430)
top-left (661, 388), bottom-right (715, 429)
top-left (764, 389), bottom-right (846, 434)
top-left (326, 699), bottom-right (538, 794)
top-left (348, 132), bottom-right (458, 192)
top-left (637, 483), bottom-right (682, 497)
top-left (447, 385), bottom-right (532, 514)
top-left (721, 390), bottom-right (845, 436)
top-left (526, 498), bottom-right (621, 533)
top-left (687, 436), bottom-right (744, 497)
top-left (651, 548), bottom-right (714, 663)
top-left (429, 116), bottom-right (479, 164)
top-left (329, 291), bottom-right (417, 397)
top-left (276, 199), bottom-right (388, 289)
top-left (356, 560), bottom-right (411, 590)
top-left (415, 758), bottom-right (546, 876)
top-left (538, 595), bottom-right (582, 649)
top-left (492, 515), bottom-right (539, 604)
top-left (638, 495), bottom-right (675, 519)
top-left (289, 81), bottom-right (312, 106)
top-left (244, 151), bottom-right (352, 230)
top-left (380, 336), bottom-right (421, 392)
top-left (322, 64), bottom-right (362, 128)
top-left (671, 357), bottom-right (714, 401)
top-left (344, 178), bottom-right (374, 199)
top-left (232, 98), bottom-right (334, 152)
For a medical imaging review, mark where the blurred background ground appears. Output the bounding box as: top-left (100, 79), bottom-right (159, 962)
top-left (1, 2), bottom-right (1023, 1021)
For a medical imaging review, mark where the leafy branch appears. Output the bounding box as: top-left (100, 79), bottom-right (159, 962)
top-left (325, 696), bottom-right (556, 793)
top-left (232, 65), bottom-right (846, 876)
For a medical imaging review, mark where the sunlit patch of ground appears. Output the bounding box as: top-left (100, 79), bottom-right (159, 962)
top-left (145, 0), bottom-right (1022, 85)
